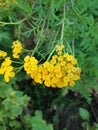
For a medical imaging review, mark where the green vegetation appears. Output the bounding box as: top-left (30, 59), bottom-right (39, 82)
top-left (0, 0), bottom-right (98, 130)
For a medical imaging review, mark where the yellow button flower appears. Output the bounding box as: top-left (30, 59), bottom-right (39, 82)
top-left (23, 52), bottom-right (81, 88)
top-left (0, 50), bottom-right (7, 58)
top-left (12, 40), bottom-right (23, 59)
top-left (0, 57), bottom-right (15, 82)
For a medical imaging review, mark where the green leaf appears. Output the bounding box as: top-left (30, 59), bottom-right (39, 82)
top-left (63, 128), bottom-right (67, 130)
top-left (9, 120), bottom-right (21, 128)
top-left (31, 110), bottom-right (53, 130)
top-left (0, 83), bottom-right (13, 98)
top-left (10, 106), bottom-right (22, 119)
top-left (79, 108), bottom-right (90, 121)
top-left (93, 122), bottom-right (98, 130)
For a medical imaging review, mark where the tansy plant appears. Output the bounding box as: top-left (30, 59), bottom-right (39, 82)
top-left (0, 41), bottom-right (81, 88)
top-left (0, 0), bottom-right (81, 88)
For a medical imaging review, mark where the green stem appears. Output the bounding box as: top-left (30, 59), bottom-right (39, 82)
top-left (0, 18), bottom-right (27, 26)
top-left (14, 65), bottom-right (23, 73)
top-left (31, 39), bottom-right (40, 56)
top-left (47, 47), bottom-right (56, 61)
top-left (38, 52), bottom-right (49, 63)
top-left (70, 0), bottom-right (75, 56)
top-left (22, 48), bottom-right (33, 53)
top-left (67, 43), bottom-right (73, 54)
top-left (46, 4), bottom-right (66, 61)
top-left (70, 0), bottom-right (74, 9)
top-left (12, 60), bottom-right (24, 64)
top-left (60, 21), bottom-right (64, 45)
top-left (31, 7), bottom-right (50, 56)
top-left (72, 38), bottom-right (75, 56)
top-left (46, 27), bottom-right (60, 61)
top-left (60, 3), bottom-right (65, 45)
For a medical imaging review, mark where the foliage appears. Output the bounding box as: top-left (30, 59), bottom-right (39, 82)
top-left (24, 111), bottom-right (53, 130)
top-left (79, 107), bottom-right (98, 130)
top-left (0, 0), bottom-right (98, 129)
top-left (79, 107), bottom-right (90, 121)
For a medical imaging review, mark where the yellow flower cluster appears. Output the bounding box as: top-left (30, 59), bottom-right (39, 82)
top-left (24, 53), bottom-right (81, 88)
top-left (0, 57), bottom-right (15, 82)
top-left (24, 55), bottom-right (38, 75)
top-left (0, 50), bottom-right (7, 58)
top-left (12, 40), bottom-right (23, 59)
top-left (56, 45), bottom-right (65, 55)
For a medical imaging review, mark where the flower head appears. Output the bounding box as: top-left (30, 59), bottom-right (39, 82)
top-left (12, 40), bottom-right (23, 59)
top-left (56, 45), bottom-right (65, 55)
top-left (0, 57), bottom-right (15, 82)
top-left (0, 50), bottom-right (7, 58)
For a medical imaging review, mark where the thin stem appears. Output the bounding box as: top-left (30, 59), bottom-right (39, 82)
top-left (60, 21), bottom-right (64, 45)
top-left (38, 52), bottom-right (49, 63)
top-left (70, 0), bottom-right (74, 10)
top-left (31, 38), bottom-right (40, 56)
top-left (14, 65), bottom-right (23, 73)
top-left (46, 3), bottom-right (66, 61)
top-left (70, 0), bottom-right (75, 57)
top-left (0, 18), bottom-right (27, 26)
top-left (46, 27), bottom-right (60, 61)
top-left (60, 3), bottom-right (66, 45)
top-left (12, 60), bottom-right (24, 64)
top-left (22, 48), bottom-right (33, 53)
top-left (31, 8), bottom-right (50, 56)
top-left (14, 66), bottom-right (23, 69)
top-left (72, 38), bottom-right (75, 56)
top-left (67, 43), bottom-right (73, 54)
top-left (47, 47), bottom-right (56, 61)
